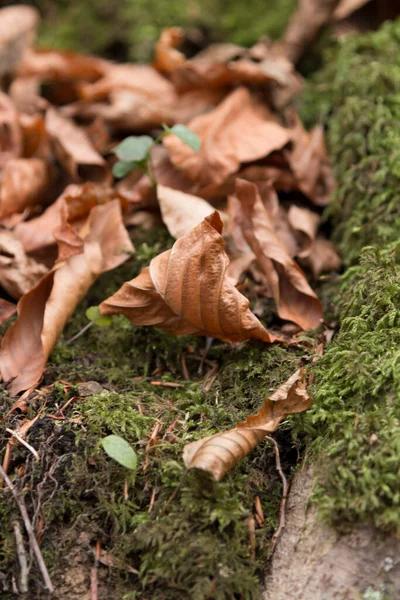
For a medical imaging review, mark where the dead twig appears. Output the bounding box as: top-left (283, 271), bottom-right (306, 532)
top-left (13, 521), bottom-right (29, 594)
top-left (0, 465), bottom-right (54, 593)
top-left (247, 516), bottom-right (256, 561)
top-left (265, 436), bottom-right (289, 553)
top-left (65, 320), bottom-right (94, 344)
top-left (6, 429), bottom-right (40, 463)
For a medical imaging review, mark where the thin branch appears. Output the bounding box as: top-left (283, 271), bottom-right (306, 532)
top-left (6, 429), bottom-right (40, 463)
top-left (0, 465), bottom-right (54, 593)
top-left (265, 436), bottom-right (289, 553)
top-left (13, 521), bottom-right (29, 594)
top-left (65, 320), bottom-right (93, 344)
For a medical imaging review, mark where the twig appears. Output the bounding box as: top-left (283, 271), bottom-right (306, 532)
top-left (90, 566), bottom-right (98, 600)
top-left (265, 436), bottom-right (288, 553)
top-left (65, 320), bottom-right (94, 344)
top-left (247, 516), bottom-right (256, 561)
top-left (13, 521), bottom-right (29, 594)
top-left (0, 465), bottom-right (54, 593)
top-left (6, 429), bottom-right (40, 463)
top-left (150, 381), bottom-right (184, 388)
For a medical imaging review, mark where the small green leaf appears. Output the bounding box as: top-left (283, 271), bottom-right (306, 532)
top-left (114, 135), bottom-right (154, 162)
top-left (167, 124), bottom-right (201, 152)
top-left (112, 160), bottom-right (136, 179)
top-left (101, 435), bottom-right (138, 470)
top-left (85, 306), bottom-right (112, 327)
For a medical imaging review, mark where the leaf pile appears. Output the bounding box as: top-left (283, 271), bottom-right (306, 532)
top-left (0, 8), bottom-right (340, 399)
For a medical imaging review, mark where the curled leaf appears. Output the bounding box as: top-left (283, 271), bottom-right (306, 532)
top-left (233, 179), bottom-right (323, 330)
top-left (0, 230), bottom-right (47, 299)
top-left (183, 368), bottom-right (312, 481)
top-left (100, 212), bottom-right (277, 344)
top-left (0, 200), bottom-right (133, 396)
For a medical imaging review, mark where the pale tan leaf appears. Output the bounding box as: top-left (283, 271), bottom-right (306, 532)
top-left (0, 92), bottom-right (22, 170)
top-left (100, 212), bottom-right (277, 344)
top-left (183, 368), bottom-right (312, 481)
top-left (301, 236), bottom-right (341, 278)
top-left (0, 158), bottom-right (53, 218)
top-left (287, 205), bottom-right (320, 258)
top-left (0, 6), bottom-right (38, 77)
top-left (157, 184), bottom-right (219, 239)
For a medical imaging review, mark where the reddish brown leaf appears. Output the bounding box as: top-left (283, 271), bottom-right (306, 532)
top-left (17, 48), bottom-right (108, 82)
top-left (45, 108), bottom-right (109, 182)
top-left (233, 179), bottom-right (323, 330)
top-left (163, 87), bottom-right (290, 192)
top-left (0, 200), bottom-right (133, 396)
top-left (183, 368), bottom-right (312, 481)
top-left (100, 212), bottom-right (277, 344)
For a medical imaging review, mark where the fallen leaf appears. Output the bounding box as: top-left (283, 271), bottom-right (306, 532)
top-left (17, 48), bottom-right (108, 82)
top-left (45, 108), bottom-right (109, 182)
top-left (301, 236), bottom-right (341, 278)
top-left (0, 158), bottom-right (53, 218)
top-left (100, 212), bottom-right (277, 344)
top-left (286, 111), bottom-right (335, 206)
top-left (183, 368), bottom-right (311, 481)
top-left (0, 200), bottom-right (133, 396)
top-left (333, 0), bottom-right (372, 20)
top-left (14, 183), bottom-right (121, 254)
top-left (8, 75), bottom-right (49, 115)
top-left (0, 6), bottom-right (39, 77)
top-left (157, 184), bottom-right (218, 239)
top-left (0, 230), bottom-right (48, 299)
top-left (233, 179), bottom-right (323, 330)
top-left (163, 87), bottom-right (290, 192)
top-left (287, 205), bottom-right (320, 258)
top-left (0, 92), bottom-right (22, 170)
top-left (19, 113), bottom-right (51, 159)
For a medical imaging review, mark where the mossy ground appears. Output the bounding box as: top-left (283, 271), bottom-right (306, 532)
top-left (2, 16), bottom-right (400, 600)
top-left (0, 229), bottom-right (306, 599)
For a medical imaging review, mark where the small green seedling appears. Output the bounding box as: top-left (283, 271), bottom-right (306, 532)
top-left (85, 305), bottom-right (112, 327)
top-left (101, 434), bottom-right (138, 470)
top-left (112, 123), bottom-right (201, 180)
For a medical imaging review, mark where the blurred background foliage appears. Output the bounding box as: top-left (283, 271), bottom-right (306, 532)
top-left (7, 0), bottom-right (296, 61)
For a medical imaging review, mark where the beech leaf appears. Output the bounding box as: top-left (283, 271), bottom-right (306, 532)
top-left (100, 212), bottom-right (277, 344)
top-left (183, 368), bottom-right (312, 481)
top-left (101, 435), bottom-right (138, 470)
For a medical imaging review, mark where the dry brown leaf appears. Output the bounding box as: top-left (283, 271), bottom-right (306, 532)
top-left (0, 200), bottom-right (133, 396)
top-left (154, 29), bottom-right (301, 103)
top-left (183, 368), bottom-right (312, 481)
top-left (287, 205), bottom-right (320, 258)
top-left (0, 230), bottom-right (48, 299)
top-left (0, 158), bottom-right (53, 218)
top-left (233, 179), bottom-right (322, 330)
top-left (17, 48), bottom-right (108, 82)
top-left (302, 236), bottom-right (341, 278)
top-left (163, 87), bottom-right (290, 192)
top-left (14, 182), bottom-right (123, 254)
top-left (0, 6), bottom-right (39, 77)
top-left (157, 184), bottom-right (219, 239)
top-left (0, 92), bottom-right (22, 170)
top-left (100, 211), bottom-right (277, 344)
top-left (20, 113), bottom-right (51, 159)
top-left (8, 76), bottom-right (49, 115)
top-left (45, 108), bottom-right (109, 182)
top-left (286, 111), bottom-right (335, 206)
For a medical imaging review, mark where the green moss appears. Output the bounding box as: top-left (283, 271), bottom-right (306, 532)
top-left (31, 0), bottom-right (295, 61)
top-left (296, 247), bottom-right (400, 531)
top-left (299, 19), bottom-right (400, 265)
